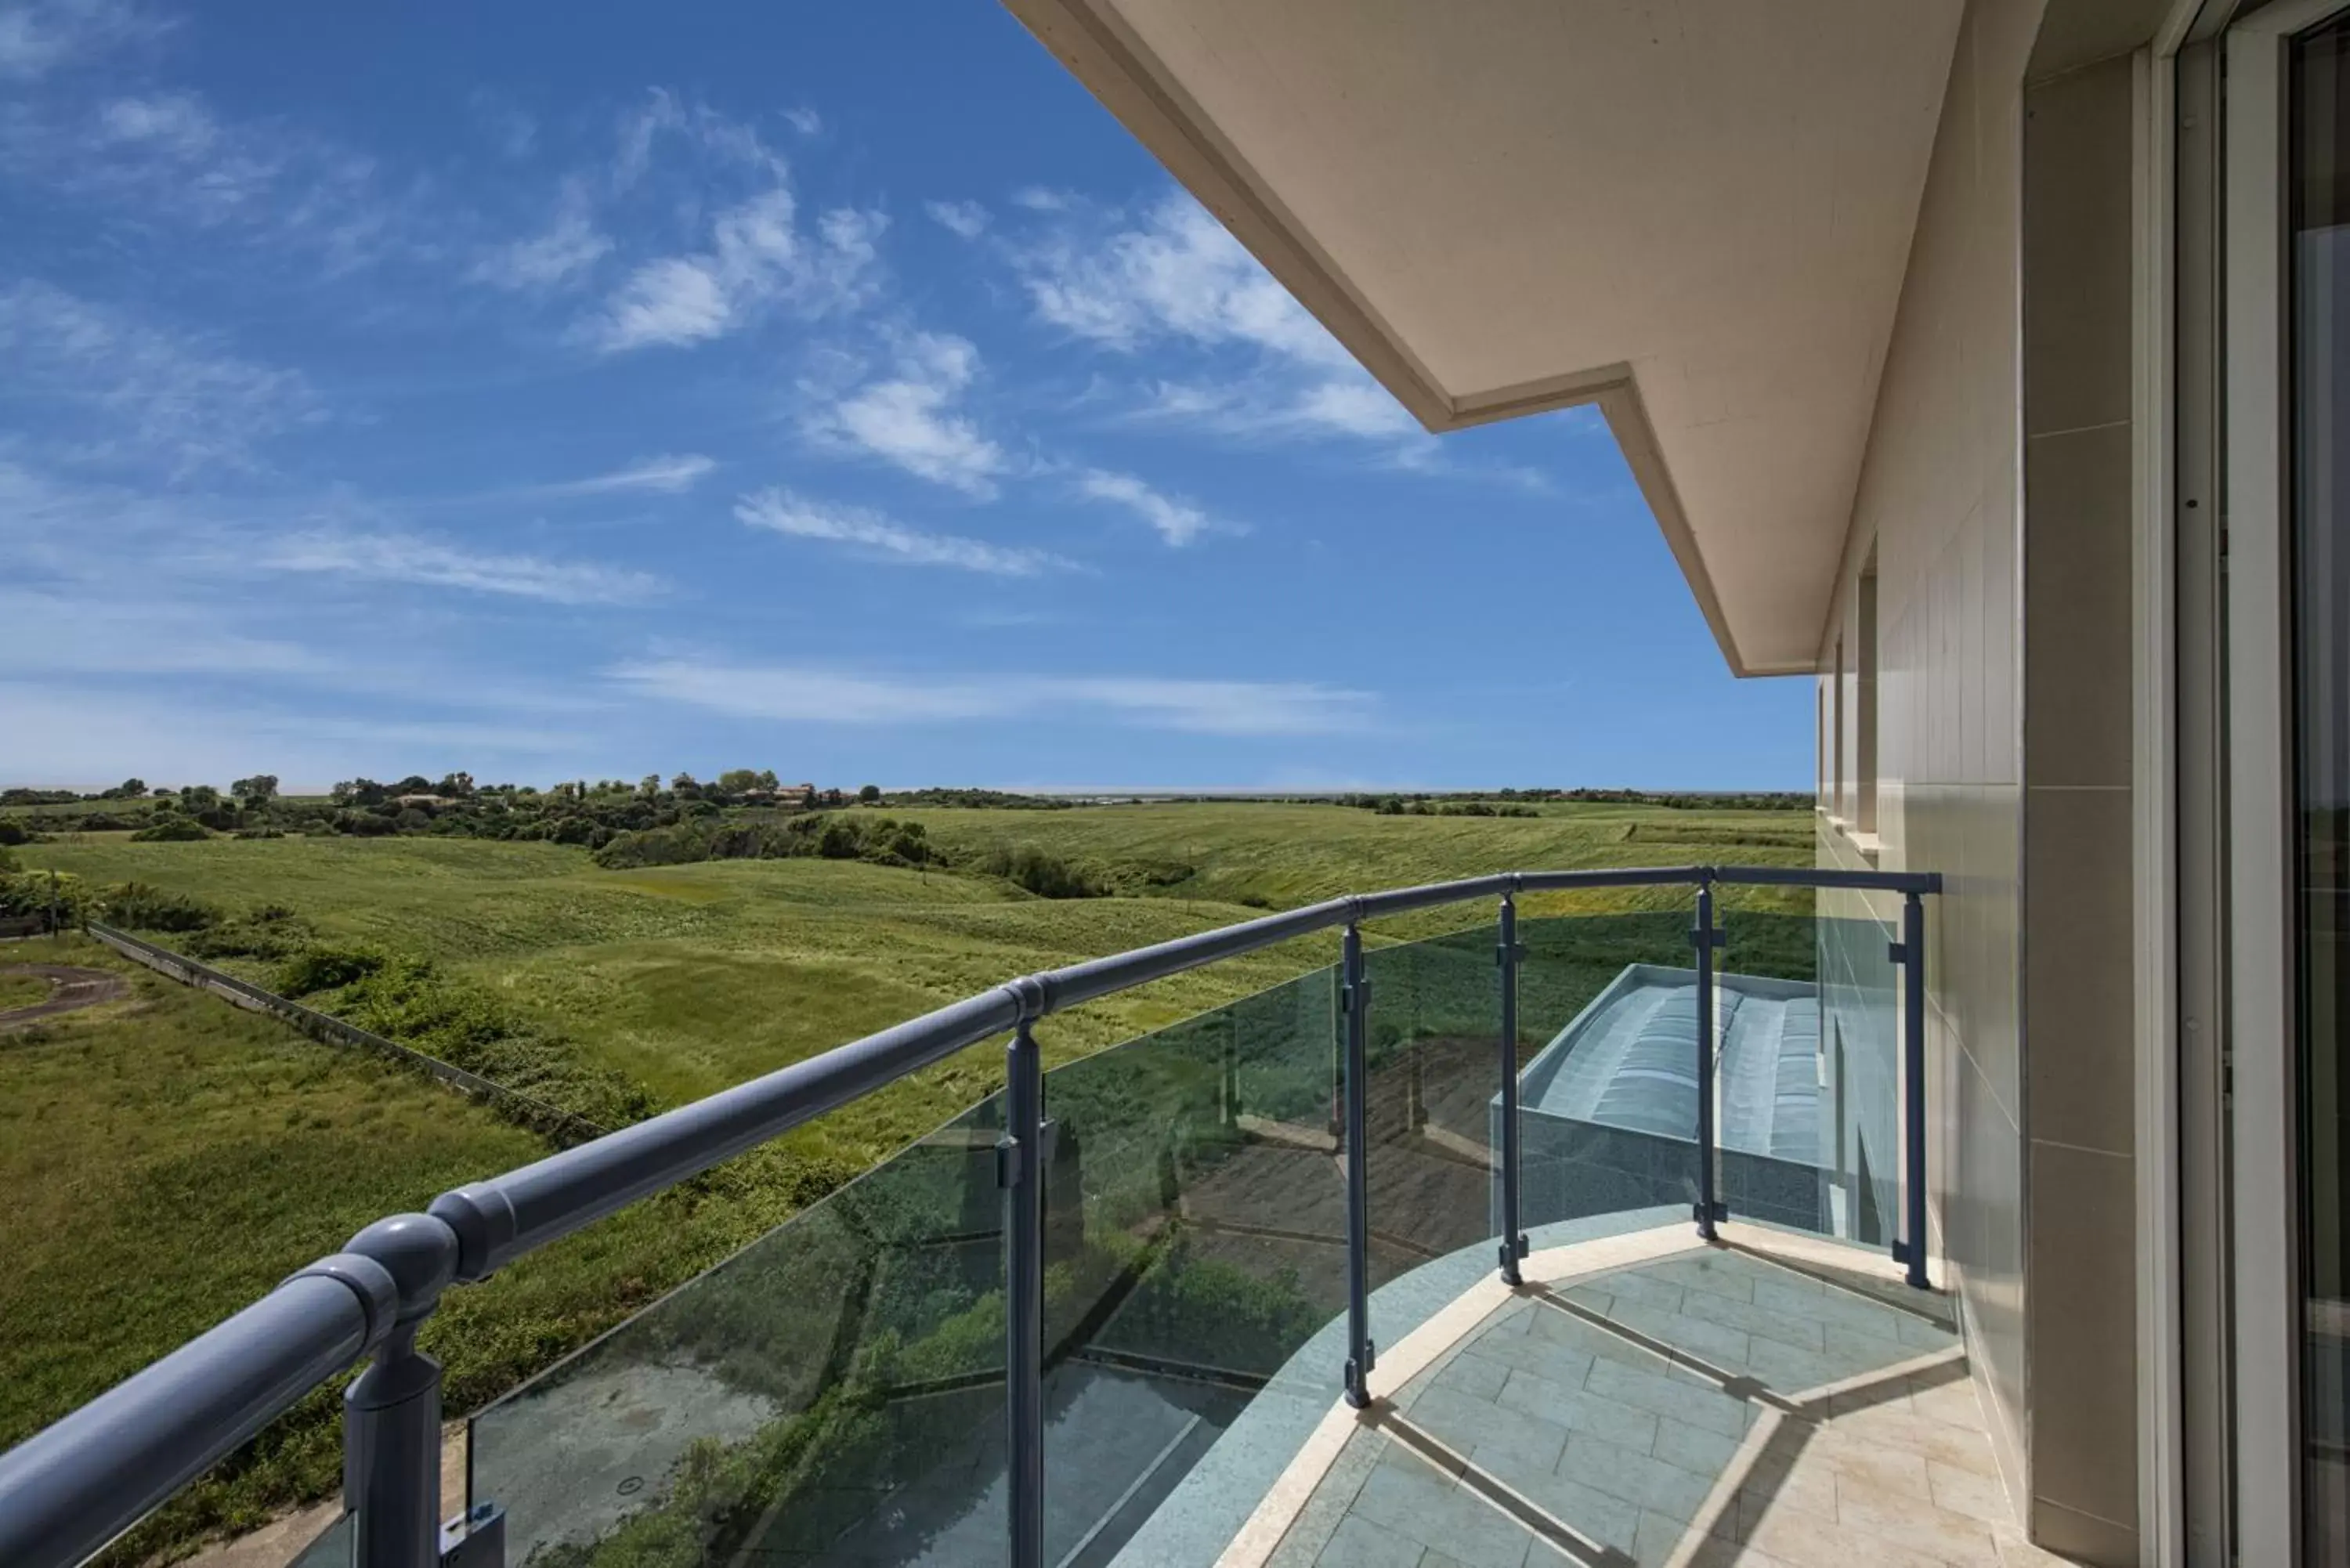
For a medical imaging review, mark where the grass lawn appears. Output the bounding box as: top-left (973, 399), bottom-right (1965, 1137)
top-left (0, 971), bottom-right (51, 1010)
top-left (6, 801), bottom-right (1818, 1558)
top-left (0, 936), bottom-right (917, 1561)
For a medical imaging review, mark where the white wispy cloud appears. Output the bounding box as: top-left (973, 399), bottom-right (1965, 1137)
top-left (1010, 190), bottom-right (1457, 455)
top-left (612, 657), bottom-right (1376, 736)
top-left (782, 105), bottom-right (822, 136)
top-left (804, 330), bottom-right (1009, 497)
top-left (736, 488), bottom-right (1072, 576)
top-left (1, 80), bottom-right (420, 272)
top-left (532, 453), bottom-right (715, 497)
top-left (0, 280), bottom-right (323, 472)
top-left (0, 0), bottom-right (170, 81)
top-left (472, 206), bottom-right (611, 291)
top-left (1021, 191), bottom-right (1344, 365)
top-left (924, 199), bottom-right (989, 240)
top-left (1074, 468), bottom-right (1224, 547)
top-left (258, 529), bottom-right (663, 605)
top-left (588, 188), bottom-right (886, 351)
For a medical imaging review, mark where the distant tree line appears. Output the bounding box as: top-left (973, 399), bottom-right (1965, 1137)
top-left (1336, 787), bottom-right (1810, 814)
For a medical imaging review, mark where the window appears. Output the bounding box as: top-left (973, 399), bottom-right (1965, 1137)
top-left (1833, 634), bottom-right (1847, 819)
top-left (1857, 555), bottom-right (1880, 836)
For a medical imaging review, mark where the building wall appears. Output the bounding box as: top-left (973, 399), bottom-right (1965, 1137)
top-left (1816, 0), bottom-right (2040, 1537)
top-left (1816, 5), bottom-right (2149, 1562)
top-left (2017, 45), bottom-right (2144, 1564)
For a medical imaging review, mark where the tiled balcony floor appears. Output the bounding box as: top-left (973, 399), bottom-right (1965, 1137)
top-left (1237, 1229), bottom-right (2078, 1568)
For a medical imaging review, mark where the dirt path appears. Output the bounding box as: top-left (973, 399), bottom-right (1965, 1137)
top-left (0, 963), bottom-right (130, 1030)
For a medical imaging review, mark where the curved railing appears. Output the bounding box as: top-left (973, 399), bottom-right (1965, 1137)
top-left (0, 864), bottom-right (1939, 1568)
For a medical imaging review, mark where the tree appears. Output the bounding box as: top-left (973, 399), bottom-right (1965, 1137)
top-left (638, 774), bottom-right (662, 800)
top-left (434, 771), bottom-right (475, 799)
top-left (716, 768), bottom-right (762, 795)
top-left (757, 769), bottom-right (779, 791)
top-left (858, 784), bottom-right (883, 804)
top-left (180, 784), bottom-right (222, 811)
top-left (112, 778), bottom-right (146, 800)
top-left (671, 772), bottom-right (700, 799)
top-left (231, 775), bottom-right (280, 807)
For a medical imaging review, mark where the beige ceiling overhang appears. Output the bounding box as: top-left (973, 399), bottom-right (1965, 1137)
top-left (1006, 0), bottom-right (1965, 676)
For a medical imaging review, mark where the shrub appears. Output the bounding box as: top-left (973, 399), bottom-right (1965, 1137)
top-left (276, 944), bottom-right (389, 997)
top-left (0, 820), bottom-right (29, 847)
top-left (982, 846), bottom-right (1103, 899)
top-left (130, 817), bottom-right (211, 843)
top-left (0, 868), bottom-right (85, 922)
top-left (102, 881), bottom-right (223, 931)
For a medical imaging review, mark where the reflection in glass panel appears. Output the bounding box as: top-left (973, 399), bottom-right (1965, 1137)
top-left (2294, 20), bottom-right (2350, 1554)
top-left (469, 1094), bottom-right (1010, 1566)
top-left (1038, 969), bottom-right (1340, 1567)
top-left (1511, 905), bottom-right (1705, 1231)
top-left (1718, 894), bottom-right (1898, 1246)
top-left (285, 1512), bottom-right (352, 1568)
top-left (1359, 923), bottom-right (1501, 1359)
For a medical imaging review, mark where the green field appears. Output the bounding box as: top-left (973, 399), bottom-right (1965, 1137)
top-left (4, 800), bottom-right (1813, 1559)
top-left (0, 938), bottom-right (770, 1558)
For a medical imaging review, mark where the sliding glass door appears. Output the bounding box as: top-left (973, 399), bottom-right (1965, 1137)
top-left (2291, 19), bottom-right (2350, 1555)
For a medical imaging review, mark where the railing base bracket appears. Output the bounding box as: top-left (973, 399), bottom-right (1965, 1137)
top-left (441, 1502), bottom-right (504, 1568)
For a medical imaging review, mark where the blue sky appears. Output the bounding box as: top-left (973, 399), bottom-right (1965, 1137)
top-left (0, 0), bottom-right (1810, 793)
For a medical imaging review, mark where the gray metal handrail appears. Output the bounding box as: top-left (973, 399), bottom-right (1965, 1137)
top-left (0, 862), bottom-right (1941, 1568)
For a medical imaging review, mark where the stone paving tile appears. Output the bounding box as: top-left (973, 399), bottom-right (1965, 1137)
top-left (1573, 1268), bottom-right (1692, 1315)
top-left (1431, 1349), bottom-right (1512, 1401)
top-left (1652, 1414), bottom-right (1741, 1476)
top-left (1740, 1498), bottom-right (1950, 1568)
top-left (1904, 1372), bottom-right (1987, 1432)
top-left (1632, 1505), bottom-right (1741, 1566)
top-left (1813, 1401), bottom-right (2001, 1477)
top-left (1753, 1277), bottom-right (1911, 1346)
top-left (1347, 1459), bottom-right (1536, 1568)
top-left (1585, 1356), bottom-right (1754, 1439)
top-left (1924, 1458), bottom-right (2014, 1527)
top-left (1640, 1255), bottom-right (1760, 1304)
top-left (1472, 1443), bottom-right (1643, 1555)
top-left (1737, 1461), bottom-right (1839, 1535)
top-left (1526, 1299), bottom-right (1675, 1371)
top-left (1589, 1295), bottom-right (1755, 1370)
top-left (1270, 1429), bottom-right (1386, 1566)
top-left (1317, 1512), bottom-right (1432, 1568)
top-left (1674, 1284), bottom-right (1830, 1352)
top-left (1412, 1384), bottom-right (1570, 1476)
top-left (1497, 1367), bottom-right (1660, 1454)
top-left (1560, 1431), bottom-right (1717, 1521)
top-left (1269, 1245), bottom-right (2019, 1568)
top-left (1461, 1328), bottom-right (1599, 1389)
top-left (1896, 1312), bottom-right (1963, 1351)
top-left (1831, 1470), bottom-right (2003, 1567)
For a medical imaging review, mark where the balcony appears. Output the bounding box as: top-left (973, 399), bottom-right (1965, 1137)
top-left (0, 866), bottom-right (1984, 1568)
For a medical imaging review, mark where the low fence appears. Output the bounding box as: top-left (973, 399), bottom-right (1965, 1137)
top-left (85, 922), bottom-right (607, 1147)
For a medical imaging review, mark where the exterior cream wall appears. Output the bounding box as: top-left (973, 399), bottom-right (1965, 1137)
top-left (2017, 48), bottom-right (2142, 1563)
top-left (1817, 0), bottom-right (2039, 1537)
top-left (1817, 5), bottom-right (2149, 1563)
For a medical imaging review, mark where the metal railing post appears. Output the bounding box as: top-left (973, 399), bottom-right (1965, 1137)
top-left (1496, 894), bottom-right (1528, 1285)
top-left (1002, 1017), bottom-right (1046, 1568)
top-left (1341, 922), bottom-right (1375, 1408)
top-left (1893, 891), bottom-right (1932, 1291)
top-left (341, 1216), bottom-right (460, 1568)
top-left (1691, 878), bottom-right (1724, 1242)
